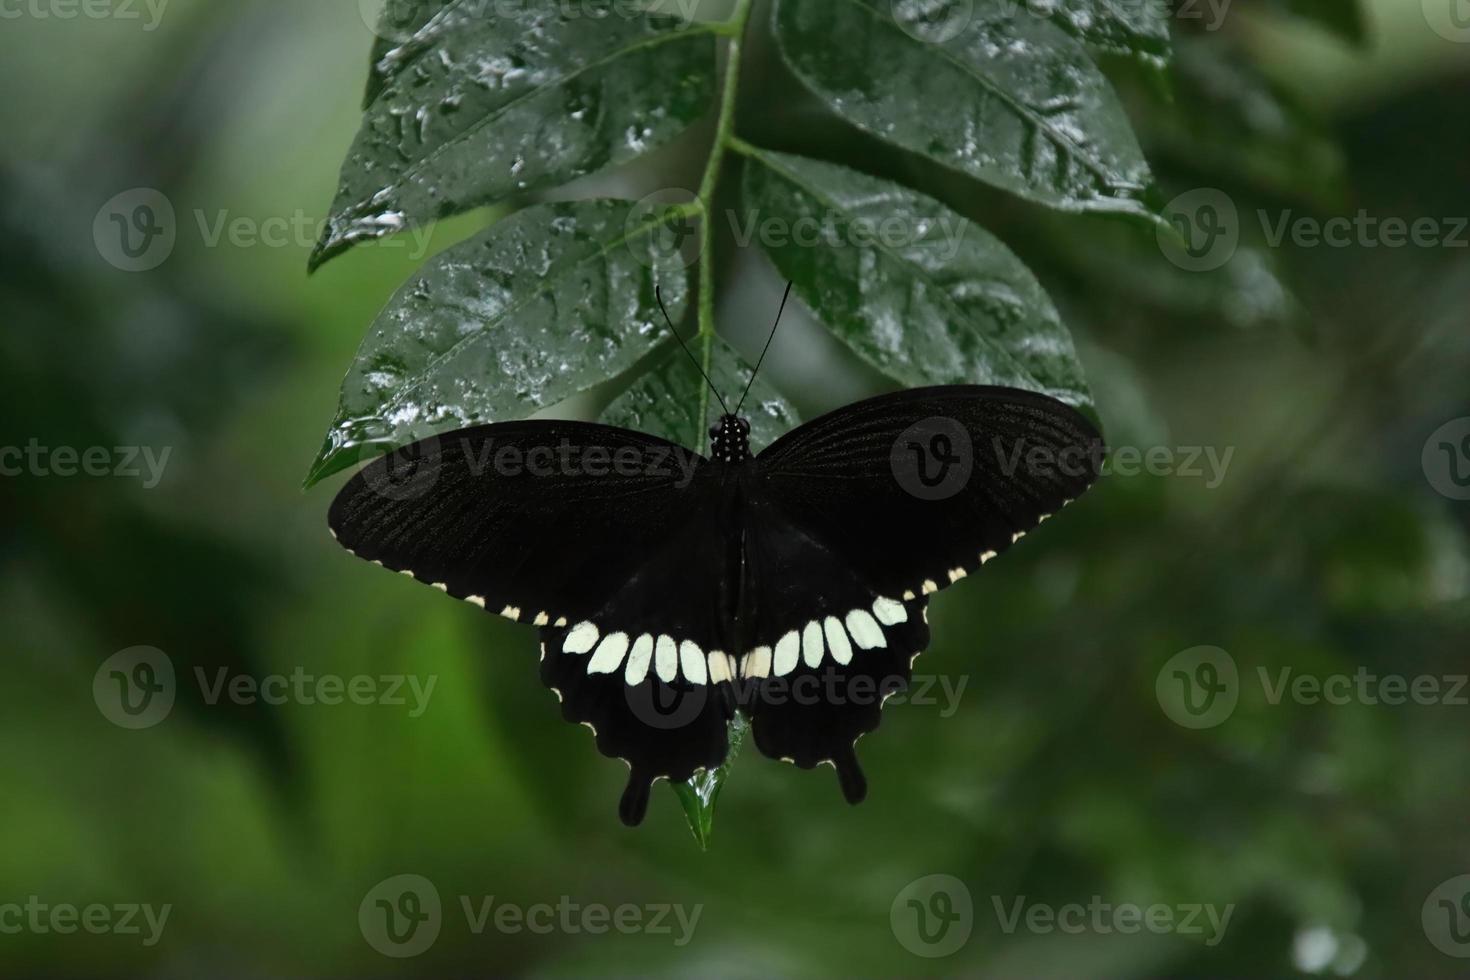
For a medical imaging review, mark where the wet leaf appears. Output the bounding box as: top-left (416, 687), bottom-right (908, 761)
top-left (1049, 0), bottom-right (1172, 68)
top-left (305, 199), bottom-right (693, 486)
top-left (313, 1), bottom-right (717, 270)
top-left (362, 0), bottom-right (450, 108)
top-left (773, 0), bottom-right (1164, 229)
top-left (741, 146), bottom-right (1093, 409)
top-left (670, 715), bottom-right (748, 850)
top-left (602, 335), bottom-right (800, 452)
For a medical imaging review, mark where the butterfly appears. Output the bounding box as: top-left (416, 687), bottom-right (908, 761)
top-left (327, 285), bottom-right (1102, 826)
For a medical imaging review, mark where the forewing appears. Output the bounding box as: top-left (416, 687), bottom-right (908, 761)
top-left (328, 421), bottom-right (735, 824)
top-left (754, 385), bottom-right (1102, 599)
top-left (740, 386), bottom-right (1101, 799)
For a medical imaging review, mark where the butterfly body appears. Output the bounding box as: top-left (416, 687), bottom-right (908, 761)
top-left (329, 387), bottom-right (1101, 826)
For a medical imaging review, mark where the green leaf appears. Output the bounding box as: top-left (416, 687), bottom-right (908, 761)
top-left (740, 145), bottom-right (1093, 409)
top-left (773, 0), bottom-right (1163, 229)
top-left (602, 336), bottom-right (800, 452)
top-left (1048, 0), bottom-right (1172, 68)
top-left (362, 0), bottom-right (451, 109)
top-left (670, 715), bottom-right (748, 850)
top-left (312, 2), bottom-right (718, 270)
top-left (305, 199), bottom-right (694, 486)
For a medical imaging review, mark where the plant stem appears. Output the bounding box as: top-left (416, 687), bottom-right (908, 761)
top-left (694, 0), bottom-right (754, 447)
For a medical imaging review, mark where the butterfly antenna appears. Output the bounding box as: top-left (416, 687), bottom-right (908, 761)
top-left (735, 280), bottom-right (793, 418)
top-left (656, 287), bottom-right (729, 416)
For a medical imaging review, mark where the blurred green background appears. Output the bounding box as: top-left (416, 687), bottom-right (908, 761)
top-left (3, 0), bottom-right (1470, 975)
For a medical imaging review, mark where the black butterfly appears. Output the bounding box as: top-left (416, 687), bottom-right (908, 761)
top-left (328, 288), bottom-right (1102, 826)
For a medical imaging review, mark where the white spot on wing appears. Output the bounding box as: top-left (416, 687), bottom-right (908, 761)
top-left (742, 646), bottom-right (772, 679)
top-left (587, 632), bottom-right (629, 674)
top-left (680, 640), bottom-right (707, 685)
top-left (624, 634), bottom-right (654, 686)
top-left (533, 612), bottom-right (549, 626)
top-left (563, 621), bottom-right (598, 654)
top-left (708, 649), bottom-right (731, 684)
top-left (948, 567), bottom-right (967, 583)
top-left (466, 596), bottom-right (486, 608)
top-left (500, 606), bottom-right (521, 621)
top-left (873, 597), bottom-right (908, 625)
top-left (845, 609), bottom-right (886, 649)
top-left (773, 631), bottom-right (800, 677)
top-left (802, 621), bottom-right (824, 669)
top-left (823, 616), bottom-right (852, 665)
top-left (922, 579), bottom-right (939, 595)
top-left (655, 635), bottom-right (678, 683)
top-left (980, 550), bottom-right (997, 564)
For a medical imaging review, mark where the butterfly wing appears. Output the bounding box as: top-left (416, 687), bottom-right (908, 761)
top-left (738, 386), bottom-right (1102, 798)
top-left (328, 421), bottom-right (738, 825)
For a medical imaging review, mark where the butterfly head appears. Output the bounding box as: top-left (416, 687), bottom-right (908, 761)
top-left (709, 414), bottom-right (751, 463)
